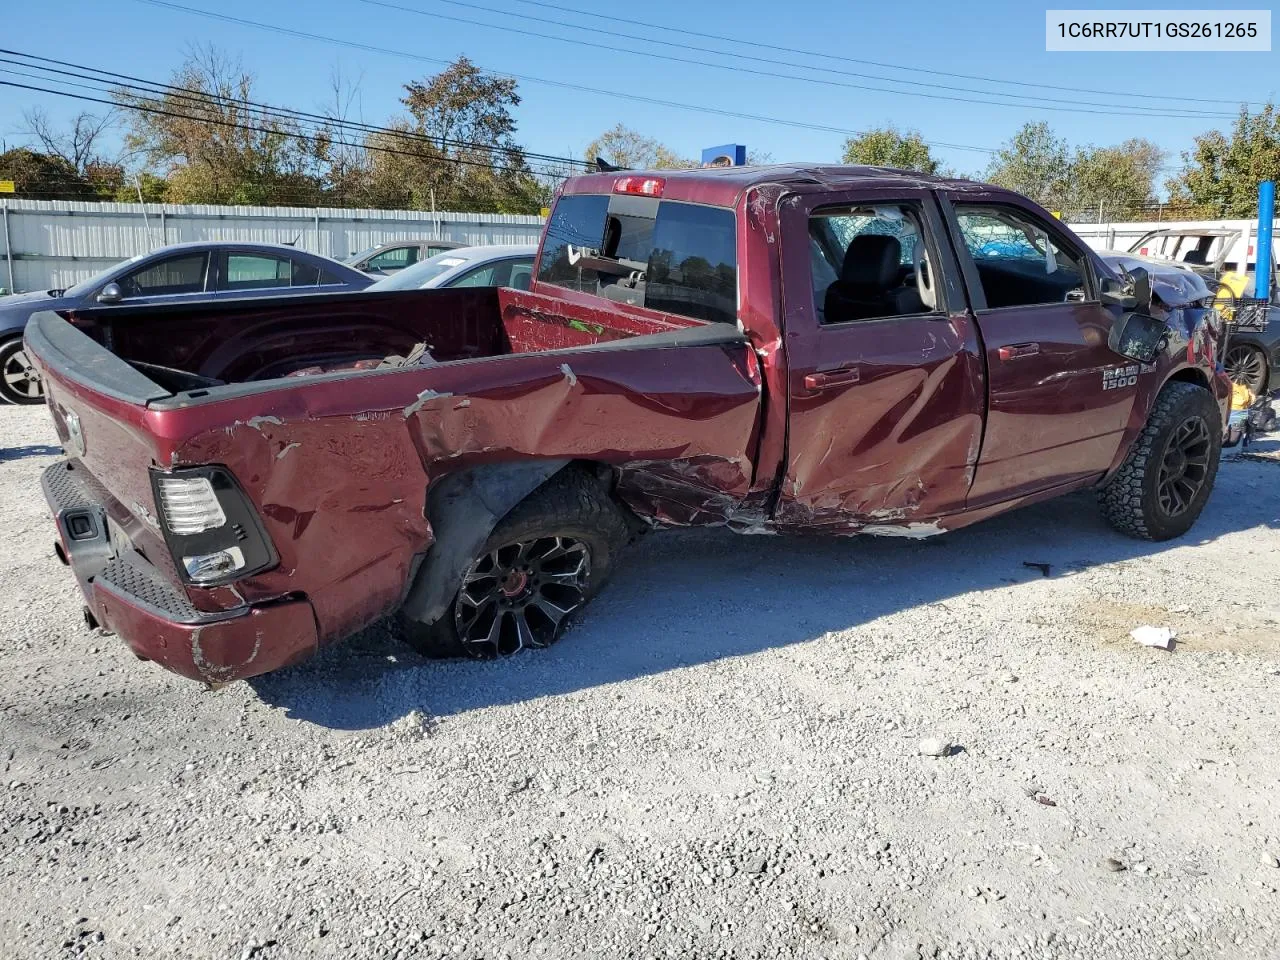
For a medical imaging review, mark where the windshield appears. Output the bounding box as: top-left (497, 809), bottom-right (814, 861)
top-left (367, 254), bottom-right (469, 290)
top-left (344, 246), bottom-right (381, 264)
top-left (62, 252), bottom-right (148, 298)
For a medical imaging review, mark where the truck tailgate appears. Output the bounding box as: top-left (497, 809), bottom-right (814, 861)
top-left (25, 311), bottom-right (177, 554)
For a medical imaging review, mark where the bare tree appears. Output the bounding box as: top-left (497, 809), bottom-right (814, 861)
top-left (22, 107), bottom-right (122, 175)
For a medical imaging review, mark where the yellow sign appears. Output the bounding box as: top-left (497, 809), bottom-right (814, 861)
top-left (539, 207), bottom-right (550, 218)
top-left (0, 181), bottom-right (14, 194)
top-left (1050, 210), bottom-right (1062, 219)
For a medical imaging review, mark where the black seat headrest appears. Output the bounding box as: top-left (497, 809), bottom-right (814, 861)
top-left (840, 235), bottom-right (901, 289)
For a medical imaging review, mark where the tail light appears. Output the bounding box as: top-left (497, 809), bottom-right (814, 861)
top-left (150, 467), bottom-right (277, 586)
top-left (613, 176), bottom-right (664, 197)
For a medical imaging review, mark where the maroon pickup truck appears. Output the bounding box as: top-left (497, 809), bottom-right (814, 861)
top-left (26, 165), bottom-right (1229, 683)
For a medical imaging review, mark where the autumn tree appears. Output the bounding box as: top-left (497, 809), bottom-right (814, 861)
top-left (841, 126), bottom-right (940, 174)
top-left (584, 125), bottom-right (695, 170)
top-left (360, 57), bottom-right (542, 213)
top-left (1167, 102), bottom-right (1280, 218)
top-left (113, 45), bottom-right (326, 205)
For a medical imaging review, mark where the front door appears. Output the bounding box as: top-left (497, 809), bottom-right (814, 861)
top-left (773, 188), bottom-right (986, 533)
top-left (942, 199), bottom-right (1138, 505)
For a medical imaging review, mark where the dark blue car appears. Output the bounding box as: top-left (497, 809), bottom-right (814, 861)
top-left (0, 242), bottom-right (374, 404)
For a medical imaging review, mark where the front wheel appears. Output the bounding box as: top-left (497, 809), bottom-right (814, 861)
top-left (1097, 381), bottom-right (1221, 541)
top-left (0, 337), bottom-right (44, 405)
top-left (397, 468), bottom-right (631, 658)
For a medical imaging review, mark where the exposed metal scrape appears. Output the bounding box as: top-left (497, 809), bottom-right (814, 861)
top-left (858, 521), bottom-right (946, 539)
top-left (559, 363), bottom-right (578, 386)
top-left (245, 415), bottom-right (283, 430)
top-left (276, 442), bottom-right (301, 460)
top-left (403, 388), bottom-right (454, 419)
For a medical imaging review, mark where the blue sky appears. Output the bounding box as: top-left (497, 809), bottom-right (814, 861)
top-left (1, 0), bottom-right (1277, 183)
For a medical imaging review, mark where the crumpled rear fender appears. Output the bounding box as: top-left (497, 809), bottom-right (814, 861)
top-left (399, 460), bottom-right (570, 625)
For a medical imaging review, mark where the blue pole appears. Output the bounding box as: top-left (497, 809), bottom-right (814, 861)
top-left (1256, 180), bottom-right (1274, 300)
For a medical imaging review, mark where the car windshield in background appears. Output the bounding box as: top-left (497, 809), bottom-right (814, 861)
top-left (344, 246), bottom-right (380, 264)
top-left (367, 255), bottom-right (469, 290)
top-left (62, 253), bottom-right (148, 298)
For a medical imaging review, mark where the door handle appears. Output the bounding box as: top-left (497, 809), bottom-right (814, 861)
top-left (997, 343), bottom-right (1040, 361)
top-left (803, 367), bottom-right (860, 392)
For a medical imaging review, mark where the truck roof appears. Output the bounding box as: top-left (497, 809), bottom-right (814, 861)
top-left (563, 164), bottom-right (991, 208)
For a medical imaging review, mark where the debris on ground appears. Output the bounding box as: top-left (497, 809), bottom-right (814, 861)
top-left (917, 737), bottom-right (952, 757)
top-left (1130, 625), bottom-right (1177, 651)
top-left (1022, 562), bottom-right (1052, 577)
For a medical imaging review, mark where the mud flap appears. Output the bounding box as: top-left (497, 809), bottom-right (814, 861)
top-left (399, 460), bottom-right (571, 626)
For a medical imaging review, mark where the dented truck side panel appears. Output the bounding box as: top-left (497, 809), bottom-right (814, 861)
top-left (26, 164), bottom-right (1230, 683)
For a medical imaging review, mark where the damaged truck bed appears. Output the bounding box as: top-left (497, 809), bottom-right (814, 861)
top-left (26, 164), bottom-right (1231, 682)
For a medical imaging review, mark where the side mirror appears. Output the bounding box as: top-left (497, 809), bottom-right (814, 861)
top-left (1109, 310), bottom-right (1169, 364)
top-left (96, 282), bottom-right (123, 304)
top-left (1100, 276), bottom-right (1136, 310)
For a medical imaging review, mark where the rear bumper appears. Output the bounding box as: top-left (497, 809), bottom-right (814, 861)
top-left (43, 459), bottom-right (319, 683)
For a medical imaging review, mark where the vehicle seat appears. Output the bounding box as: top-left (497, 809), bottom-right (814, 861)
top-left (823, 235), bottom-right (919, 323)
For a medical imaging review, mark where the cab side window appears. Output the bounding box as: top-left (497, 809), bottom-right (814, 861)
top-left (810, 204), bottom-right (940, 324)
top-left (954, 206), bottom-right (1086, 309)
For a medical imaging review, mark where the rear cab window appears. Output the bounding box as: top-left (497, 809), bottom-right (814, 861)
top-left (537, 192), bottom-right (738, 325)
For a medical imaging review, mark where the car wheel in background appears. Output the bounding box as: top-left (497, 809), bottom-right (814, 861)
top-left (1224, 343), bottom-right (1268, 396)
top-left (0, 337), bottom-right (45, 405)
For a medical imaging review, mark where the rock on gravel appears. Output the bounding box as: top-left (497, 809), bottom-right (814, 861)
top-left (917, 737), bottom-right (952, 757)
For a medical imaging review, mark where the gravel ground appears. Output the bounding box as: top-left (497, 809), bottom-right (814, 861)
top-left (2, 401), bottom-right (1280, 960)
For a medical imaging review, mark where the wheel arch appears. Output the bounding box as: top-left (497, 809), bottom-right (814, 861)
top-left (399, 458), bottom-right (636, 626)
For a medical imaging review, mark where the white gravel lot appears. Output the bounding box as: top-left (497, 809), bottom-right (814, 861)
top-left (2, 401), bottom-right (1280, 960)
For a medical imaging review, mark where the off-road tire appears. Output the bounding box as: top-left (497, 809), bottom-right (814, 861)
top-left (398, 467), bottom-right (631, 658)
top-left (1097, 381), bottom-right (1221, 541)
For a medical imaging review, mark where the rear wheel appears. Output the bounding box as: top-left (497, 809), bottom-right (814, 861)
top-left (1224, 343), bottom-right (1268, 395)
top-left (398, 468), bottom-right (630, 658)
top-left (0, 337), bottom-right (44, 405)
top-left (1097, 381), bottom-right (1221, 541)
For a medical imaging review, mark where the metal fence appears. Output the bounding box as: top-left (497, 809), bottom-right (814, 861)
top-left (0, 198), bottom-right (546, 294)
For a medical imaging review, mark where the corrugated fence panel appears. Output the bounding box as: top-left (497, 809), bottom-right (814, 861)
top-left (0, 199), bottom-right (545, 293)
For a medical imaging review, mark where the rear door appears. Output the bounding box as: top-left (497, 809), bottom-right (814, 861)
top-left (212, 250), bottom-right (313, 298)
top-left (773, 188), bottom-right (986, 531)
top-left (941, 197), bottom-right (1136, 504)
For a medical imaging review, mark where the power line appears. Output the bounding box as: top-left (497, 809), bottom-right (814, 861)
top-left (0, 77), bottom-right (574, 181)
top-left (501, 0), bottom-right (1263, 109)
top-left (0, 49), bottom-right (590, 170)
top-left (129, 0), bottom-right (1002, 154)
top-left (357, 0), bottom-right (1237, 120)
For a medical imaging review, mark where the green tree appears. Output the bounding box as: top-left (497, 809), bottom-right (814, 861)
top-left (1167, 102), bottom-right (1280, 217)
top-left (840, 126), bottom-right (940, 174)
top-left (1065, 138), bottom-right (1164, 220)
top-left (0, 147), bottom-right (98, 200)
top-left (584, 125), bottom-right (695, 170)
top-left (984, 122), bottom-right (1071, 209)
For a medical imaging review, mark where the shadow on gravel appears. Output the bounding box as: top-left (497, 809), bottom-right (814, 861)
top-left (0, 444), bottom-right (62, 462)
top-left (249, 458), bottom-right (1280, 730)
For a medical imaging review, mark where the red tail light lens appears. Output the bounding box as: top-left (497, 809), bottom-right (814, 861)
top-left (613, 176), bottom-right (665, 197)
